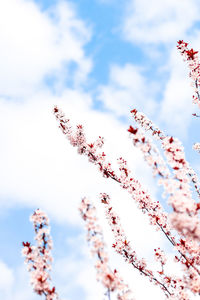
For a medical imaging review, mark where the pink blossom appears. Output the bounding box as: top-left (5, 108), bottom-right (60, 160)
top-left (100, 193), bottom-right (188, 299)
top-left (177, 40), bottom-right (200, 110)
top-left (54, 105), bottom-right (200, 297)
top-left (130, 108), bottom-right (200, 243)
top-left (22, 209), bottom-right (59, 300)
top-left (79, 197), bottom-right (135, 299)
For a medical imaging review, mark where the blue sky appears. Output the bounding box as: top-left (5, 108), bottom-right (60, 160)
top-left (0, 0), bottom-right (200, 299)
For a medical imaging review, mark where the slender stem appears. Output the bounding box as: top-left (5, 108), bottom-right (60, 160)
top-left (188, 172), bottom-right (200, 198)
top-left (157, 220), bottom-right (200, 276)
top-left (107, 288), bottom-right (111, 300)
top-left (130, 259), bottom-right (171, 297)
top-left (195, 79), bottom-right (200, 101)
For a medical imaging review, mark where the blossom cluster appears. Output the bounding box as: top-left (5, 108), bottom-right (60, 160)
top-left (100, 193), bottom-right (175, 298)
top-left (54, 107), bottom-right (175, 245)
top-left (128, 125), bottom-right (170, 179)
top-left (100, 193), bottom-right (194, 299)
top-left (22, 209), bottom-right (59, 300)
top-left (193, 142), bottom-right (200, 153)
top-left (79, 196), bottom-right (134, 300)
top-left (54, 104), bottom-right (200, 298)
top-left (53, 106), bottom-right (119, 183)
top-left (129, 108), bottom-right (200, 295)
top-left (177, 40), bottom-right (200, 109)
top-left (130, 108), bottom-right (200, 241)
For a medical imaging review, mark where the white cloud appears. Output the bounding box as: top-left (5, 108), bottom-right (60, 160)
top-left (123, 0), bottom-right (200, 45)
top-left (115, 0), bottom-right (200, 138)
top-left (0, 260), bottom-right (14, 296)
top-left (95, 53), bottom-right (194, 152)
top-left (0, 0), bottom-right (92, 97)
top-left (97, 63), bottom-right (158, 117)
top-left (158, 31), bottom-right (200, 138)
top-left (158, 48), bottom-right (193, 138)
top-left (0, 264), bottom-right (40, 300)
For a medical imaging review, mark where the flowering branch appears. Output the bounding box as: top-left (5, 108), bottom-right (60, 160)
top-left (53, 105), bottom-right (200, 296)
top-left (128, 125), bottom-right (170, 179)
top-left (177, 40), bottom-right (200, 152)
top-left (177, 40), bottom-right (200, 110)
top-left (79, 197), bottom-right (134, 300)
top-left (22, 209), bottom-right (59, 300)
top-left (129, 109), bottom-right (200, 294)
top-left (99, 193), bottom-right (176, 298)
top-left (53, 107), bottom-right (175, 245)
top-left (130, 108), bottom-right (200, 242)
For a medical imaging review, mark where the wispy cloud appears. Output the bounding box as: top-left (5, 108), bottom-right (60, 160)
top-left (0, 0), bottom-right (92, 98)
top-left (158, 48), bottom-right (193, 137)
top-left (123, 0), bottom-right (200, 45)
top-left (97, 63), bottom-right (158, 117)
top-left (0, 260), bottom-right (14, 298)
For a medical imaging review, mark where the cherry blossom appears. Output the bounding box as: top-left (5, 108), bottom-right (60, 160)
top-left (54, 104), bottom-right (200, 298)
top-left (193, 142), bottom-right (200, 153)
top-left (22, 209), bottom-right (59, 300)
top-left (99, 193), bottom-right (176, 298)
top-left (79, 197), bottom-right (135, 300)
top-left (177, 40), bottom-right (200, 109)
top-left (130, 108), bottom-right (200, 240)
top-left (54, 107), bottom-right (175, 244)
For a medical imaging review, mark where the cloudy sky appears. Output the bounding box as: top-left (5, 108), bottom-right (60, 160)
top-left (0, 0), bottom-right (200, 299)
